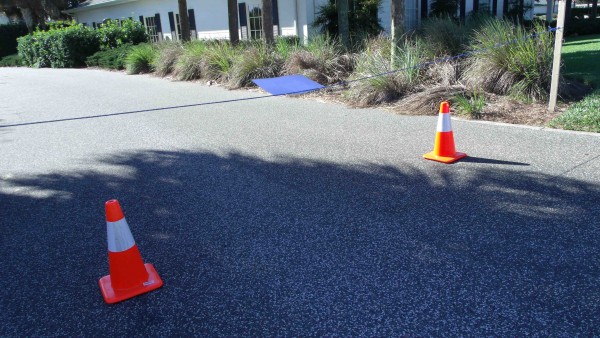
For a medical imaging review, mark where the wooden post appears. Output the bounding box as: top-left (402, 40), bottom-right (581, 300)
top-left (548, 0), bottom-right (566, 112)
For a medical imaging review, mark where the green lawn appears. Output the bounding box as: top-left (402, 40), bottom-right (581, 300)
top-left (562, 34), bottom-right (600, 88)
top-left (549, 35), bottom-right (600, 133)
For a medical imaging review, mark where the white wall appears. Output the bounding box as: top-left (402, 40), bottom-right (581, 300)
top-left (68, 0), bottom-right (513, 43)
top-left (72, 0), bottom-right (178, 40)
top-left (278, 1), bottom-right (298, 37)
top-left (189, 0), bottom-right (228, 39)
top-left (70, 0), bottom-right (315, 41)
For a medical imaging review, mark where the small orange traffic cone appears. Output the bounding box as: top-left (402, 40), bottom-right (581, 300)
top-left (423, 101), bottom-right (467, 164)
top-left (99, 199), bottom-right (163, 304)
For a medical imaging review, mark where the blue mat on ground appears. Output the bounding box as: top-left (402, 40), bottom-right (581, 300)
top-left (252, 75), bottom-right (325, 95)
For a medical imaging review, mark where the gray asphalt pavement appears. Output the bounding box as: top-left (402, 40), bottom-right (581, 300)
top-left (1, 68), bottom-right (600, 336)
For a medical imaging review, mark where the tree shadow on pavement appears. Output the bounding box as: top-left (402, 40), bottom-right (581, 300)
top-left (1, 150), bottom-right (599, 336)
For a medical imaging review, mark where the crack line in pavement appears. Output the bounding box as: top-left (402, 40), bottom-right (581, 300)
top-left (555, 153), bottom-right (600, 178)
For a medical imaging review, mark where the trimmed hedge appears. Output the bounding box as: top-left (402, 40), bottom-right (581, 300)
top-left (18, 25), bottom-right (100, 68)
top-left (17, 19), bottom-right (148, 68)
top-left (568, 18), bottom-right (600, 36)
top-left (86, 43), bottom-right (133, 70)
top-left (548, 18), bottom-right (600, 36)
top-left (97, 20), bottom-right (147, 50)
top-left (0, 54), bottom-right (22, 67)
top-left (0, 23), bottom-right (28, 57)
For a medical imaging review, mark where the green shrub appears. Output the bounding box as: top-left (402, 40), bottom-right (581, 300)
top-left (570, 7), bottom-right (592, 18)
top-left (125, 43), bottom-right (157, 74)
top-left (173, 40), bottom-right (207, 80)
top-left (283, 34), bottom-right (353, 85)
top-left (313, 0), bottom-right (383, 40)
top-left (464, 18), bottom-right (553, 101)
top-left (0, 23), bottom-right (28, 57)
top-left (17, 20), bottom-right (148, 69)
top-left (567, 18), bottom-right (600, 36)
top-left (18, 24), bottom-right (100, 68)
top-left (46, 20), bottom-right (78, 30)
top-left (430, 0), bottom-right (459, 18)
top-left (228, 43), bottom-right (283, 88)
top-left (97, 19), bottom-right (148, 50)
top-left (548, 91), bottom-right (600, 132)
top-left (86, 43), bottom-right (133, 70)
top-left (152, 41), bottom-right (184, 77)
top-left (0, 54), bottom-right (22, 67)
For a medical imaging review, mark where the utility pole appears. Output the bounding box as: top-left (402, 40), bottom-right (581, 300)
top-left (548, 0), bottom-right (566, 112)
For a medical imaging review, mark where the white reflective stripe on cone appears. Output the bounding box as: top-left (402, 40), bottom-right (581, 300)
top-left (436, 112), bottom-right (452, 132)
top-left (106, 218), bottom-right (136, 252)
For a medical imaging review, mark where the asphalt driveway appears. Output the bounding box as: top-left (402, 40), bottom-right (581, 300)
top-left (1, 68), bottom-right (600, 336)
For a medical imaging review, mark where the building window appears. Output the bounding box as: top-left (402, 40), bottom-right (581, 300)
top-left (248, 5), bottom-right (262, 40)
top-left (145, 16), bottom-right (159, 42)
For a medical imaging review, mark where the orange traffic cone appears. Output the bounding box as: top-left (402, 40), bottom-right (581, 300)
top-left (98, 199), bottom-right (163, 304)
top-left (423, 101), bottom-right (467, 164)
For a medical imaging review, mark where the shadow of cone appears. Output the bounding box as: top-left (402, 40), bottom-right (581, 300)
top-left (98, 199), bottom-right (163, 304)
top-left (423, 101), bottom-right (467, 164)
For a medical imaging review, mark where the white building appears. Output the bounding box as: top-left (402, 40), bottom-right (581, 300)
top-left (64, 0), bottom-right (518, 42)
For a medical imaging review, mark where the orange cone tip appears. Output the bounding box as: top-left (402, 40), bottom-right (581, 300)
top-left (99, 199), bottom-right (163, 304)
top-left (423, 101), bottom-right (467, 164)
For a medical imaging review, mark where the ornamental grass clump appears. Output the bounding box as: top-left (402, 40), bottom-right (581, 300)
top-left (283, 34), bottom-right (354, 85)
top-left (420, 16), bottom-right (467, 57)
top-left (173, 40), bottom-right (208, 81)
top-left (125, 43), bottom-right (157, 74)
top-left (227, 43), bottom-right (283, 88)
top-left (345, 36), bottom-right (429, 106)
top-left (464, 18), bottom-right (554, 101)
top-left (201, 41), bottom-right (239, 82)
top-left (152, 41), bottom-right (184, 77)
top-left (274, 36), bottom-right (301, 60)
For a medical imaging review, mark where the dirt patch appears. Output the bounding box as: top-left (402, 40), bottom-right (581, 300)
top-left (370, 85), bottom-right (566, 125)
top-left (388, 90), bottom-right (568, 126)
top-left (474, 94), bottom-right (567, 125)
top-left (390, 86), bottom-right (468, 115)
top-left (245, 82), bottom-right (575, 128)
